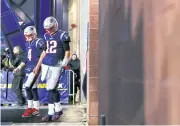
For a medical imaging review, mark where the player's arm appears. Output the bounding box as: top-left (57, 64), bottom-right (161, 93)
top-left (33, 50), bottom-right (46, 74)
top-left (36, 50), bottom-right (46, 68)
top-left (62, 32), bottom-right (71, 66)
top-left (62, 49), bottom-right (70, 66)
top-left (33, 39), bottom-right (47, 74)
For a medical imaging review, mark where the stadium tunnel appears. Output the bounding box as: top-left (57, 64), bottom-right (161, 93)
top-left (1, 0), bottom-right (87, 124)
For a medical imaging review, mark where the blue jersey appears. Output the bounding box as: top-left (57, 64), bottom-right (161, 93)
top-left (25, 38), bottom-right (45, 73)
top-left (42, 30), bottom-right (70, 66)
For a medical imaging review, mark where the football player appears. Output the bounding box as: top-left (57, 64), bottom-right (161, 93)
top-left (33, 16), bottom-right (71, 121)
top-left (22, 26), bottom-right (45, 117)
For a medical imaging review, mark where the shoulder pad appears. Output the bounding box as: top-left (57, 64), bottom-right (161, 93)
top-left (35, 38), bottom-right (43, 48)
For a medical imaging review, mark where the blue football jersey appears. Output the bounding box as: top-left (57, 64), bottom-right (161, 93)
top-left (25, 38), bottom-right (45, 73)
top-left (42, 30), bottom-right (70, 66)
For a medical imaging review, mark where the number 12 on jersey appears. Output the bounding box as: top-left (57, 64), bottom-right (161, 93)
top-left (46, 40), bottom-right (57, 53)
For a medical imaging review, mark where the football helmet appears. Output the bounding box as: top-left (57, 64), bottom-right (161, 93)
top-left (43, 16), bottom-right (58, 34)
top-left (24, 26), bottom-right (37, 42)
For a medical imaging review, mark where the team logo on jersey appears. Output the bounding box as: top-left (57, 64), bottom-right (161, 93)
top-left (64, 33), bottom-right (69, 39)
top-left (38, 40), bottom-right (44, 47)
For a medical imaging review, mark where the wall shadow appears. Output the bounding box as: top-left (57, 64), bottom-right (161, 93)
top-left (99, 0), bottom-right (145, 124)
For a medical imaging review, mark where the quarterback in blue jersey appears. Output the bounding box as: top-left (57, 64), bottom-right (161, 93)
top-left (22, 26), bottom-right (45, 117)
top-left (34, 17), bottom-right (71, 122)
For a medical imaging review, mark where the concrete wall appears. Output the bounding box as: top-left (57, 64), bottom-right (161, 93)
top-left (67, 1), bottom-right (99, 124)
top-left (144, 0), bottom-right (180, 124)
top-left (68, 0), bottom-right (79, 56)
top-left (99, 0), bottom-right (144, 124)
top-left (99, 0), bottom-right (180, 125)
top-left (79, 0), bottom-right (88, 103)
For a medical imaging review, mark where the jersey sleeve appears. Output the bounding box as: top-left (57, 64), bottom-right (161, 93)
top-left (61, 32), bottom-right (71, 43)
top-left (36, 39), bottom-right (46, 54)
top-left (43, 34), bottom-right (48, 51)
top-left (63, 42), bottom-right (70, 51)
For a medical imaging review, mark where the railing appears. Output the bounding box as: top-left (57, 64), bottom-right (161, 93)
top-left (67, 69), bottom-right (76, 105)
top-left (0, 69), bottom-right (77, 105)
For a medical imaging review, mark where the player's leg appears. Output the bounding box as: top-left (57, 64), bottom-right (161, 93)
top-left (41, 64), bottom-right (49, 81)
top-left (31, 74), bottom-right (40, 116)
top-left (42, 65), bottom-right (62, 122)
top-left (49, 65), bottom-right (63, 121)
top-left (22, 72), bottom-right (37, 117)
top-left (42, 65), bottom-right (54, 122)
